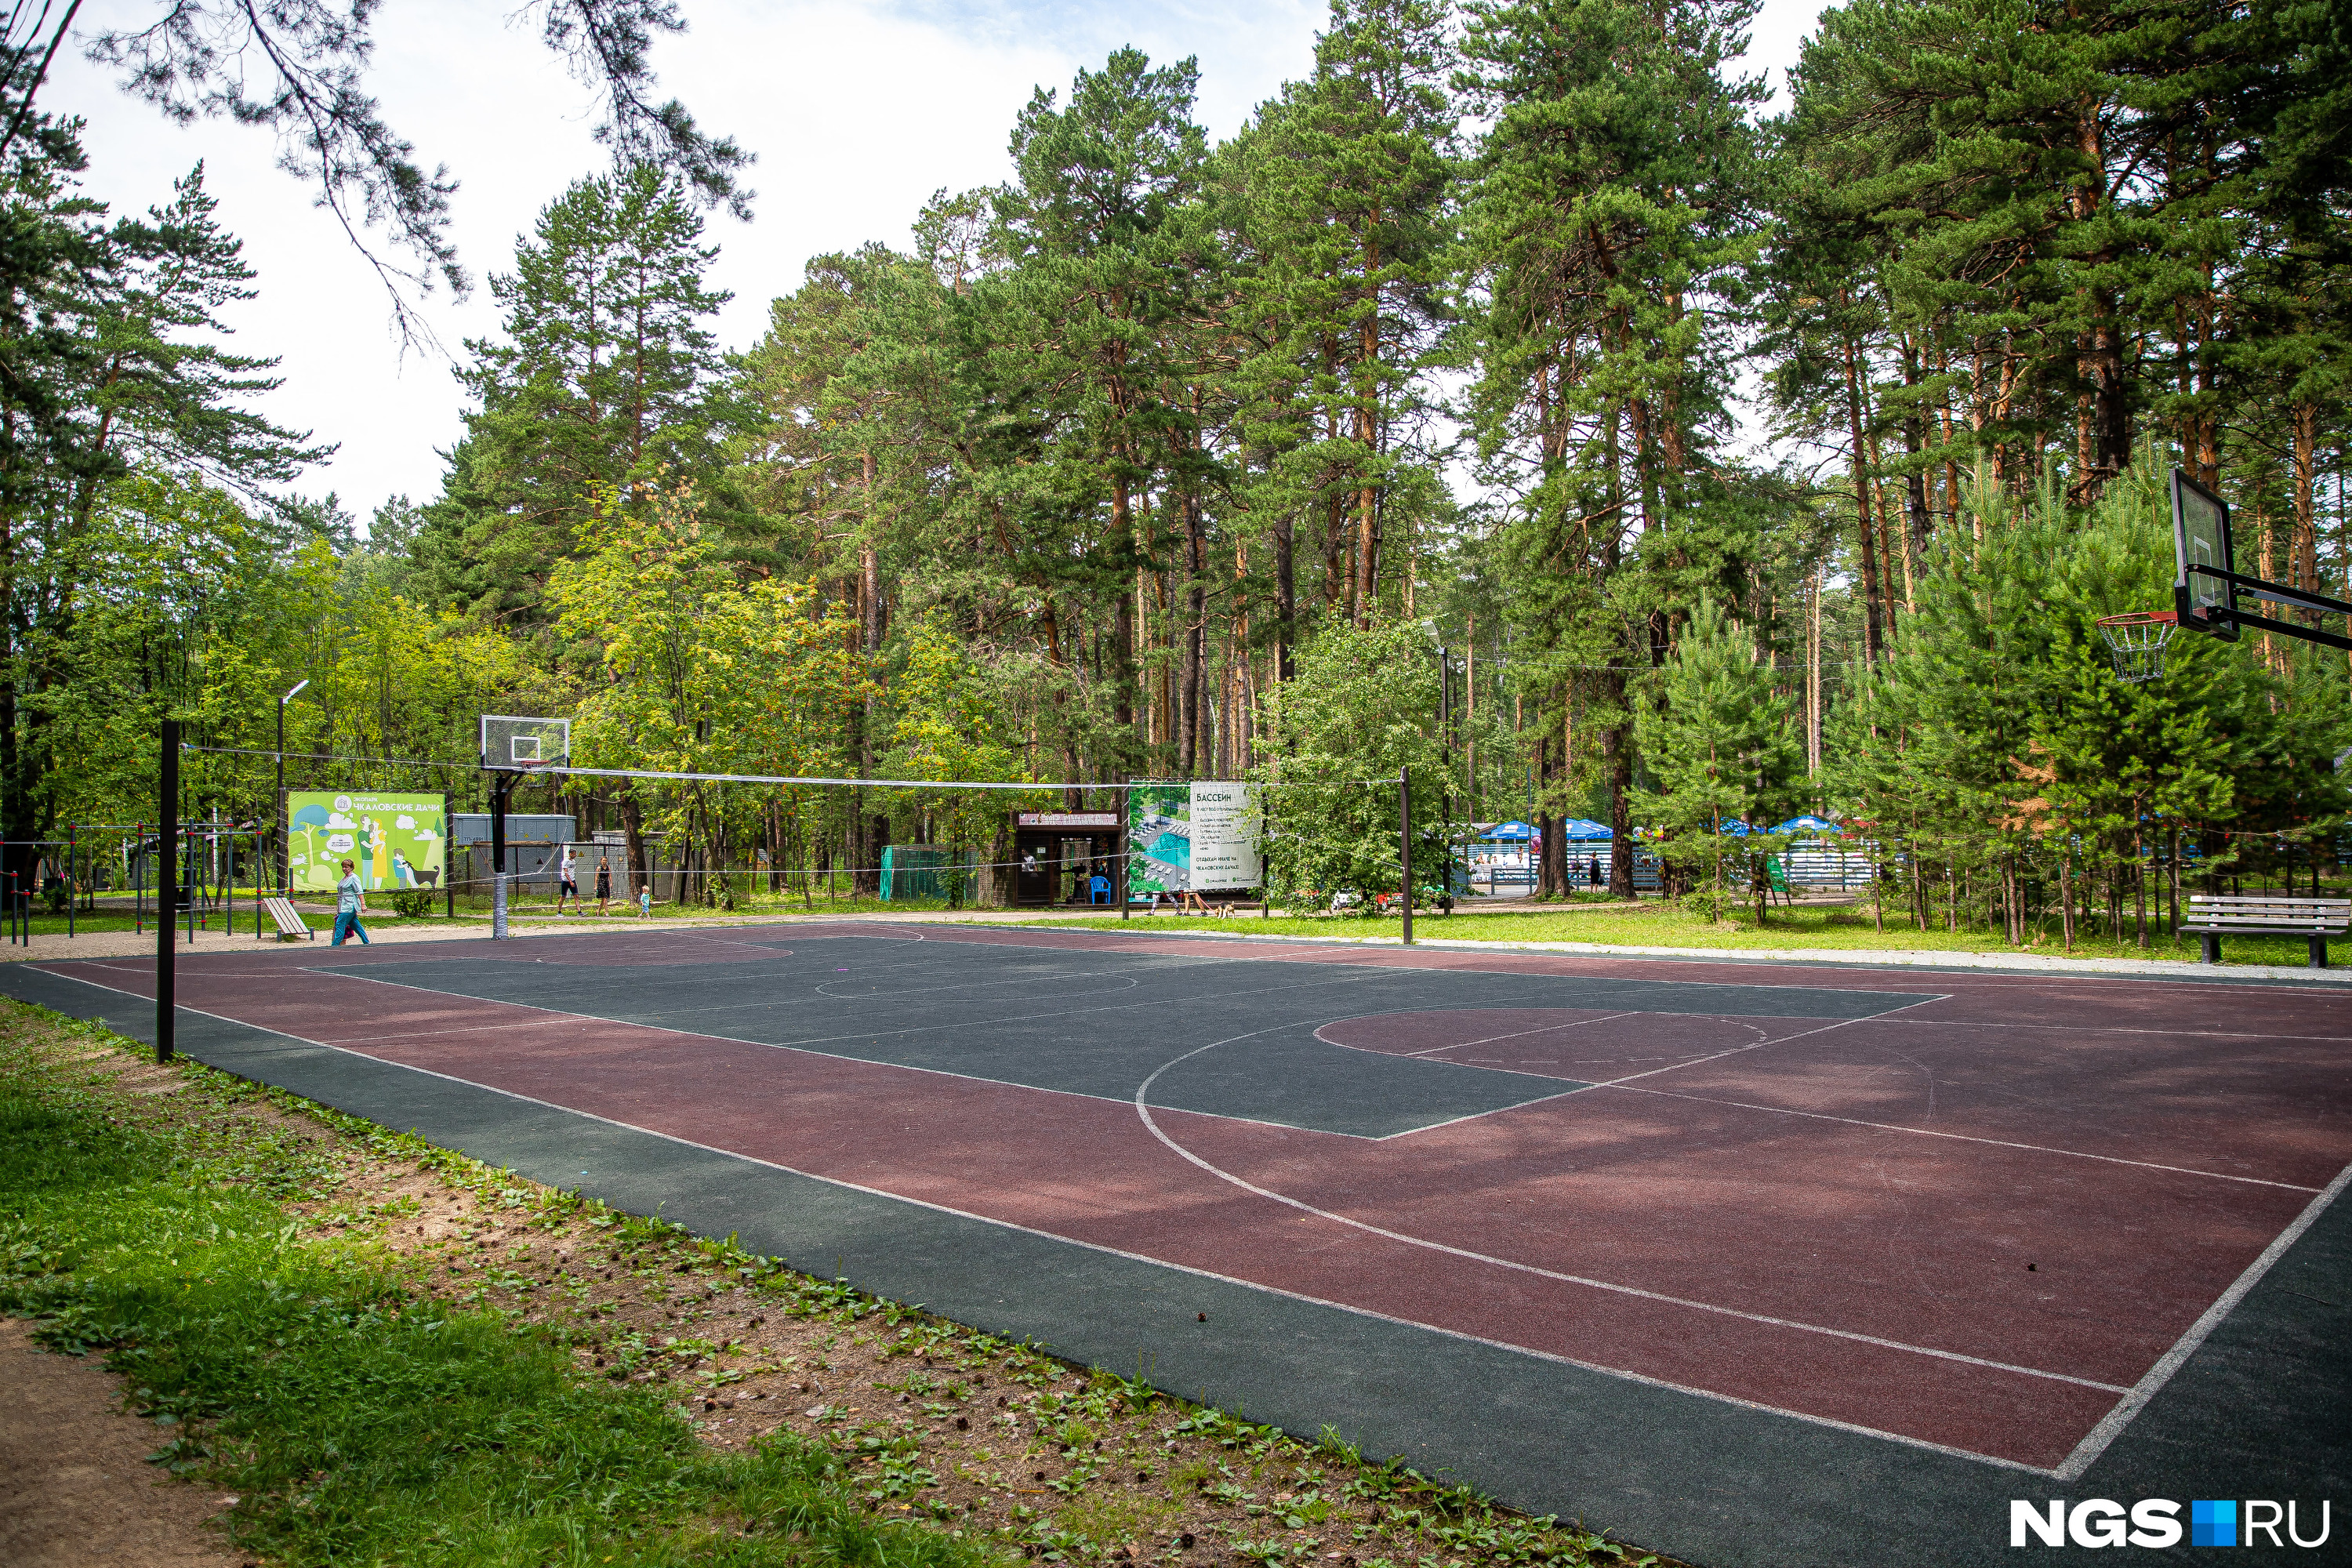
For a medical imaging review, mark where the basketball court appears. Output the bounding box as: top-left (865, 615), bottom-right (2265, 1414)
top-left (5, 921), bottom-right (2347, 1566)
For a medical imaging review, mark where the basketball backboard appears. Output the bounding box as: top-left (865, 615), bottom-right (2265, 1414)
top-left (480, 715), bottom-right (571, 771)
top-left (2172, 469), bottom-right (2238, 641)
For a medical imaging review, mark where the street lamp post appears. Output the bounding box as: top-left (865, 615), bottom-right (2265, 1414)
top-left (277, 679), bottom-right (309, 896)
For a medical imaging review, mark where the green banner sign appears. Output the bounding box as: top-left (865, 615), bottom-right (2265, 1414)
top-left (1127, 782), bottom-right (1260, 894)
top-left (287, 792), bottom-right (447, 894)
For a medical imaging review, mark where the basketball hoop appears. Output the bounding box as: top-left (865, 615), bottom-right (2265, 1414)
top-left (2096, 610), bottom-right (2178, 683)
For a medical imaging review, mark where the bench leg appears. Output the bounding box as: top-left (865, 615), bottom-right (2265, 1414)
top-left (2312, 935), bottom-right (2327, 971)
top-left (2201, 933), bottom-right (2220, 965)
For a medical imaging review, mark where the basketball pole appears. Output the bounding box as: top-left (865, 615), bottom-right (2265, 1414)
top-left (158, 719), bottom-right (177, 1064)
top-left (489, 768), bottom-right (517, 939)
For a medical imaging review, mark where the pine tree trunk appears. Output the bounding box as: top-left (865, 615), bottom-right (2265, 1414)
top-left (1603, 697), bottom-right (1634, 898)
top-left (2292, 401), bottom-right (2319, 613)
top-left (1273, 511), bottom-right (1296, 684)
top-left (1843, 331), bottom-right (1885, 662)
top-left (2058, 847), bottom-right (2074, 951)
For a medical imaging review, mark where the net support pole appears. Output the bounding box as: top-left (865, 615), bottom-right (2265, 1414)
top-left (158, 721), bottom-right (177, 1064)
top-left (1399, 766), bottom-right (1413, 946)
top-left (1120, 786), bottom-right (1130, 921)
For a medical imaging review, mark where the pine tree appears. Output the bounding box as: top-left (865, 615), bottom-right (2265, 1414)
top-left (1456, 0), bottom-right (1769, 892)
top-left (1632, 596), bottom-right (1801, 918)
top-left (1237, 0), bottom-right (1455, 634)
top-left (420, 163), bottom-right (739, 622)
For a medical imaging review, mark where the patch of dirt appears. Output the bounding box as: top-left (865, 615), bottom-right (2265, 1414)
top-left (0, 1319), bottom-right (245, 1568)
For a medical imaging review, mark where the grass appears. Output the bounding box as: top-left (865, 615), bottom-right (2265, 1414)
top-left (0, 1011), bottom-right (1009, 1568)
top-left (992, 895), bottom-right (2344, 968)
top-left (0, 1004), bottom-right (1671, 1568)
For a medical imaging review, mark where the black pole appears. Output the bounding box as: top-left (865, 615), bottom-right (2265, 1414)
top-left (1400, 765), bottom-right (1413, 946)
top-left (276, 699), bottom-right (286, 896)
top-left (158, 721), bottom-right (177, 1063)
top-left (1120, 785), bottom-right (1130, 920)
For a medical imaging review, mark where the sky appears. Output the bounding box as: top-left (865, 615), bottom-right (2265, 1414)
top-left (49, 0), bottom-right (1831, 529)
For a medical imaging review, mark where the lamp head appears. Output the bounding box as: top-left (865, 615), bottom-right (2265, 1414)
top-left (282, 678), bottom-right (310, 703)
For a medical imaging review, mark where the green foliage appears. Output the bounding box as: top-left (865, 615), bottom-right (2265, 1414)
top-left (5, 3), bottom-right (2347, 936)
top-left (1829, 462), bottom-right (2349, 944)
top-left (1632, 596), bottom-right (1802, 914)
top-left (0, 1017), bottom-right (1005, 1568)
top-left (421, 162), bottom-right (746, 621)
top-left (1254, 622), bottom-right (1454, 905)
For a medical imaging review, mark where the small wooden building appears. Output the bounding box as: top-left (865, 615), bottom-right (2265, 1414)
top-left (1010, 810), bottom-right (1122, 906)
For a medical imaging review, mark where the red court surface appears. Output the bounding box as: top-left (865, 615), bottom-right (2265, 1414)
top-left (30, 922), bottom-right (2352, 1485)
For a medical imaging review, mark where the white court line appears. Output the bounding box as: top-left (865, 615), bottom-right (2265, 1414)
top-left (296, 965), bottom-right (1421, 1144)
top-left (23, 960), bottom-right (2064, 1476)
top-left (1890, 1017), bottom-right (2352, 1045)
top-left (1601, 1083), bottom-right (2323, 1193)
top-left (1583, 997), bottom-right (1952, 1090)
top-left (1406, 1012), bottom-right (1643, 1056)
top-left (310, 955), bottom-right (1396, 1058)
top-left (1131, 1025), bottom-right (2129, 1397)
top-left (54, 946), bottom-right (2338, 1468)
top-left (2052, 1156), bottom-right (2352, 1481)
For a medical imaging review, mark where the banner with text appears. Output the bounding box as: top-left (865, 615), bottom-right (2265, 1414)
top-left (288, 793), bottom-right (447, 894)
top-left (1127, 782), bottom-right (1260, 894)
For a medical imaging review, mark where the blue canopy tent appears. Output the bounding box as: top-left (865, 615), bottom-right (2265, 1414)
top-left (1562, 818), bottom-right (1613, 840)
top-left (1480, 820), bottom-right (1534, 840)
top-left (1772, 813), bottom-right (1842, 835)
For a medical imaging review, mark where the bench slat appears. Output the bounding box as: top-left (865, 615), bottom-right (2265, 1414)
top-left (260, 897), bottom-right (314, 940)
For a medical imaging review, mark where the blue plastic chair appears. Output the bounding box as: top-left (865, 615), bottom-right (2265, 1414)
top-left (1088, 875), bottom-right (1111, 905)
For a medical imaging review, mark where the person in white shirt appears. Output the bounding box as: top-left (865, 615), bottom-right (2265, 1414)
top-left (332, 859), bottom-right (371, 946)
top-left (555, 847), bottom-right (579, 913)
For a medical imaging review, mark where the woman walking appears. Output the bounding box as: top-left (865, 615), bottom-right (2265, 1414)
top-left (594, 854), bottom-right (613, 916)
top-left (332, 858), bottom-right (371, 946)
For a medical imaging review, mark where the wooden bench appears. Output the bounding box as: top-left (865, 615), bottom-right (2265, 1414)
top-left (2179, 894), bottom-right (2350, 968)
top-left (260, 896), bottom-right (314, 942)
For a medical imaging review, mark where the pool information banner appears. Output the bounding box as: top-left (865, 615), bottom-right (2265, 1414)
top-left (287, 793), bottom-right (448, 894)
top-left (1127, 782), bottom-right (1260, 893)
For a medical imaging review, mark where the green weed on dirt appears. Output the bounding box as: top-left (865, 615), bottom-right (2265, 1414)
top-left (0, 1011), bottom-right (1009, 1568)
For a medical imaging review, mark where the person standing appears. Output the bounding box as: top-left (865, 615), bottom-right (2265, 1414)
top-left (637, 883), bottom-right (652, 919)
top-left (555, 846), bottom-right (579, 913)
top-left (594, 854), bottom-right (612, 916)
top-left (332, 858), bottom-right (371, 946)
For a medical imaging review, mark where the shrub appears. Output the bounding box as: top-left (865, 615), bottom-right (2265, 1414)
top-left (1677, 887), bottom-right (1734, 924)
